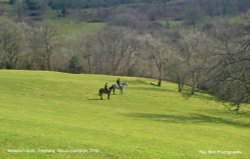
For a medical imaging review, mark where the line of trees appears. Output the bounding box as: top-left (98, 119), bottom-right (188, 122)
top-left (183, 0), bottom-right (250, 26)
top-left (9, 0), bottom-right (250, 22)
top-left (0, 16), bottom-right (249, 112)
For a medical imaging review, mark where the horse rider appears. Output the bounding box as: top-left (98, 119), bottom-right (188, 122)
top-left (104, 82), bottom-right (109, 92)
top-left (117, 78), bottom-right (122, 89)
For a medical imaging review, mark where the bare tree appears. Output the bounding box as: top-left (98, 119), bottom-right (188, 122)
top-left (72, 32), bottom-right (98, 74)
top-left (0, 19), bottom-right (24, 69)
top-left (142, 33), bottom-right (175, 86)
top-left (179, 29), bottom-right (216, 94)
top-left (24, 24), bottom-right (57, 70)
top-left (207, 24), bottom-right (250, 112)
top-left (167, 54), bottom-right (190, 92)
top-left (95, 26), bottom-right (138, 75)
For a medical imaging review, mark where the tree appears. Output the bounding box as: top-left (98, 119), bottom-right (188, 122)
top-left (95, 26), bottom-right (137, 75)
top-left (207, 24), bottom-right (250, 112)
top-left (60, 7), bottom-right (68, 17)
top-left (9, 0), bottom-right (16, 5)
top-left (184, 0), bottom-right (204, 25)
top-left (69, 56), bottom-right (81, 73)
top-left (142, 33), bottom-right (175, 86)
top-left (38, 25), bottom-right (57, 70)
top-left (23, 0), bottom-right (47, 19)
top-left (167, 54), bottom-right (190, 92)
top-left (0, 19), bottom-right (24, 69)
top-left (24, 24), bottom-right (57, 70)
top-left (71, 32), bottom-right (96, 74)
top-left (179, 29), bottom-right (216, 94)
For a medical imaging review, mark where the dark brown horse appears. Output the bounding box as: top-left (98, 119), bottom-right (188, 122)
top-left (98, 86), bottom-right (114, 100)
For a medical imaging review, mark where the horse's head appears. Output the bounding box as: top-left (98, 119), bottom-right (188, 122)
top-left (122, 82), bottom-right (128, 86)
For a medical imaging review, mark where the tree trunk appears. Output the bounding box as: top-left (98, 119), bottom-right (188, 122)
top-left (191, 70), bottom-right (196, 94)
top-left (235, 104), bottom-right (240, 113)
top-left (158, 77), bottom-right (162, 87)
top-left (178, 83), bottom-right (181, 92)
top-left (178, 82), bottom-right (184, 92)
top-left (177, 75), bottom-right (182, 92)
top-left (46, 56), bottom-right (51, 70)
top-left (157, 65), bottom-right (162, 87)
top-left (87, 56), bottom-right (91, 73)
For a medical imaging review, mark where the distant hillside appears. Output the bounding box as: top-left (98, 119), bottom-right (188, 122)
top-left (1, 0), bottom-right (250, 23)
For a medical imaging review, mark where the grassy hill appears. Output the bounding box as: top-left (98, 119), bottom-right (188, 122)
top-left (45, 18), bottom-right (105, 36)
top-left (0, 70), bottom-right (249, 159)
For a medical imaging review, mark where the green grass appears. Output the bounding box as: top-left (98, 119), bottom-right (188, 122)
top-left (0, 70), bottom-right (249, 159)
top-left (46, 18), bottom-right (105, 36)
top-left (158, 20), bottom-right (184, 31)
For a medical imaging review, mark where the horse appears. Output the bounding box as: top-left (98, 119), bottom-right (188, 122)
top-left (98, 86), bottom-right (113, 100)
top-left (110, 82), bottom-right (128, 95)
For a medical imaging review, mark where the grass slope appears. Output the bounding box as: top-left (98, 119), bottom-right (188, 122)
top-left (46, 18), bottom-right (105, 36)
top-left (0, 70), bottom-right (249, 159)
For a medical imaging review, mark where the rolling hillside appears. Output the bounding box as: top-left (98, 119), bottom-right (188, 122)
top-left (0, 70), bottom-right (249, 159)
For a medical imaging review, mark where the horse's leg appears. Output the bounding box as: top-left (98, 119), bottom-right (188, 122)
top-left (113, 88), bottom-right (115, 95)
top-left (121, 88), bottom-right (123, 94)
top-left (108, 93), bottom-right (110, 100)
top-left (100, 93), bottom-right (103, 100)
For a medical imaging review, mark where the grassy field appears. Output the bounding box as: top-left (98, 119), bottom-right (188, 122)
top-left (0, 70), bottom-right (249, 159)
top-left (46, 18), bottom-right (106, 36)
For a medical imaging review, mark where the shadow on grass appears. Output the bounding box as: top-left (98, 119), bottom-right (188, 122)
top-left (194, 93), bottom-right (217, 101)
top-left (88, 98), bottom-right (101, 100)
top-left (181, 92), bottom-right (192, 100)
top-left (131, 86), bottom-right (176, 93)
top-left (181, 92), bottom-right (215, 101)
top-left (134, 79), bottom-right (151, 85)
top-left (179, 87), bottom-right (216, 101)
top-left (125, 113), bottom-right (250, 128)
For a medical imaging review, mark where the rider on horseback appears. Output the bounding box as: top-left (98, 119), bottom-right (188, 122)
top-left (104, 82), bottom-right (110, 92)
top-left (117, 78), bottom-right (121, 89)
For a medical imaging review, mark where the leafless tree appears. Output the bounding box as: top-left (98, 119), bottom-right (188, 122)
top-left (179, 29), bottom-right (216, 94)
top-left (141, 33), bottom-right (175, 86)
top-left (24, 24), bottom-right (57, 70)
top-left (167, 54), bottom-right (190, 92)
top-left (95, 26), bottom-right (138, 75)
top-left (0, 19), bottom-right (24, 69)
top-left (71, 32), bottom-right (98, 74)
top-left (207, 24), bottom-right (250, 112)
